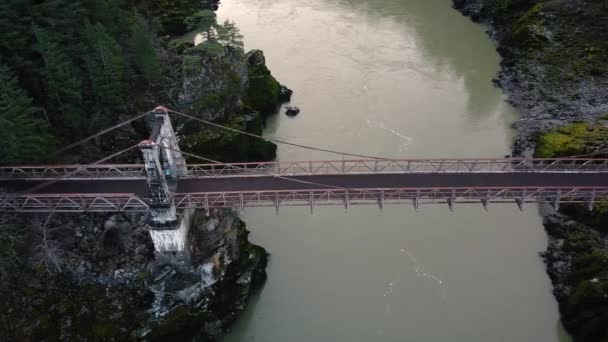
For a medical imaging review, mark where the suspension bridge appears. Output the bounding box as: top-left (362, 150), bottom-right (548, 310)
top-left (1, 106), bottom-right (607, 251)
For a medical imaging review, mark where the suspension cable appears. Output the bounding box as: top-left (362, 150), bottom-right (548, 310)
top-left (162, 145), bottom-right (347, 190)
top-left (168, 109), bottom-right (395, 160)
top-left (17, 144), bottom-right (141, 196)
top-left (54, 111), bottom-right (150, 155)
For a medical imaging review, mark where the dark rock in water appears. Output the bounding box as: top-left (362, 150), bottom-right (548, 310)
top-left (279, 85), bottom-right (293, 102)
top-left (285, 106), bottom-right (300, 116)
top-left (244, 50), bottom-right (282, 115)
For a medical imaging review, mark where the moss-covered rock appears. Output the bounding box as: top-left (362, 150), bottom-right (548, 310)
top-left (245, 50), bottom-right (281, 115)
top-left (506, 3), bottom-right (547, 49)
top-left (181, 112), bottom-right (277, 162)
top-left (177, 44), bottom-right (280, 162)
top-left (534, 123), bottom-right (608, 157)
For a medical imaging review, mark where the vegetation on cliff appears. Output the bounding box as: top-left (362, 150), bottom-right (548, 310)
top-left (176, 9), bottom-right (284, 162)
top-left (477, 0), bottom-right (608, 87)
top-left (455, 1), bottom-right (608, 340)
top-left (542, 217), bottom-right (608, 342)
top-left (0, 211), bottom-right (267, 341)
top-left (1, 0), bottom-right (277, 340)
top-left (534, 124), bottom-right (608, 340)
top-left (0, 0), bottom-right (170, 164)
top-left (535, 122), bottom-right (608, 158)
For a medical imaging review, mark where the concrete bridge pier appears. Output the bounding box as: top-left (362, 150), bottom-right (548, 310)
top-left (140, 106), bottom-right (193, 253)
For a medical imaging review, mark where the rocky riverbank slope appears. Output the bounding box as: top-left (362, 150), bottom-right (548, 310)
top-left (0, 2), bottom-right (290, 340)
top-left (453, 1), bottom-right (608, 340)
top-left (1, 210), bottom-right (267, 341)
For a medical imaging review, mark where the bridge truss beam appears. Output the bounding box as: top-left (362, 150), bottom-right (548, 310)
top-left (2, 187), bottom-right (606, 213)
top-left (3, 158), bottom-right (608, 180)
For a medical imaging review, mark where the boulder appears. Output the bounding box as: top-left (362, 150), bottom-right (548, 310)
top-left (285, 106), bottom-right (300, 116)
top-left (279, 85), bottom-right (293, 102)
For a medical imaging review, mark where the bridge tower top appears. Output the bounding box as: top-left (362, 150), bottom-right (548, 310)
top-left (150, 106), bottom-right (187, 178)
top-left (139, 106), bottom-right (188, 228)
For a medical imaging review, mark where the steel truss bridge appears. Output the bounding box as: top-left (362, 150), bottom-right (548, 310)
top-left (2, 158), bottom-right (608, 214)
top-left (1, 106), bottom-right (608, 218)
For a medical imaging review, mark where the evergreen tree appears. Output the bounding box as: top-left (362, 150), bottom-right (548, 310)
top-left (0, 0), bottom-right (39, 92)
top-left (0, 65), bottom-right (54, 164)
top-left (216, 20), bottom-right (244, 50)
top-left (154, 0), bottom-right (202, 34)
top-left (34, 27), bottom-right (84, 129)
top-left (184, 10), bottom-right (217, 40)
top-left (83, 21), bottom-right (130, 109)
top-left (128, 15), bottom-right (162, 83)
top-left (83, 0), bottom-right (129, 36)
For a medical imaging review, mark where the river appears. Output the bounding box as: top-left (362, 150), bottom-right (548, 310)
top-left (215, 0), bottom-right (569, 340)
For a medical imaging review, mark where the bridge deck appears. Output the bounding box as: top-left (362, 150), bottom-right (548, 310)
top-left (2, 172), bottom-right (608, 195)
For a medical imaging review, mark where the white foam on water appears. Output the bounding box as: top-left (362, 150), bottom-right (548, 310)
top-left (382, 248), bottom-right (447, 304)
top-left (149, 209), bottom-right (194, 252)
top-left (400, 248), bottom-right (447, 300)
top-left (150, 227), bottom-right (187, 252)
top-left (366, 119), bottom-right (414, 152)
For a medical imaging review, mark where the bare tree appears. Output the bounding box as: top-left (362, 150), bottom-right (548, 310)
top-left (31, 214), bottom-right (64, 274)
top-left (0, 215), bottom-right (26, 281)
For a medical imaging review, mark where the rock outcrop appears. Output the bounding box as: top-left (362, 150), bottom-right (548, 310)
top-left (0, 210), bottom-right (267, 341)
top-left (178, 45), bottom-right (292, 162)
top-left (454, 1), bottom-right (608, 340)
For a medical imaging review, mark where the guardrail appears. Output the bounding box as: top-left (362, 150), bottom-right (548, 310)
top-left (3, 158), bottom-right (608, 179)
top-left (185, 158), bottom-right (608, 177)
top-left (2, 186), bottom-right (605, 213)
top-left (0, 165), bottom-right (147, 180)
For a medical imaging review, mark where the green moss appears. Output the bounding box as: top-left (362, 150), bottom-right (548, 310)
top-left (535, 123), bottom-right (608, 157)
top-left (507, 3), bottom-right (547, 49)
top-left (246, 74), bottom-right (280, 115)
top-left (245, 52), bottom-right (281, 115)
top-left (182, 115), bottom-right (276, 162)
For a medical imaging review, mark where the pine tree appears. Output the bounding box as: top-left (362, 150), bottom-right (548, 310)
top-left (155, 0), bottom-right (202, 34)
top-left (0, 0), bottom-right (38, 88)
top-left (83, 21), bottom-right (130, 109)
top-left (34, 27), bottom-right (84, 129)
top-left (82, 0), bottom-right (132, 37)
top-left (0, 64), bottom-right (54, 164)
top-left (129, 15), bottom-right (162, 83)
top-left (184, 10), bottom-right (217, 40)
top-left (216, 20), bottom-right (244, 50)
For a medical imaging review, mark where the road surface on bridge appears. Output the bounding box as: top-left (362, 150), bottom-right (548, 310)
top-left (2, 172), bottom-right (607, 196)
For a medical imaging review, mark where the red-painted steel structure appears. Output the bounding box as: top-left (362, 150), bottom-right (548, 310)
top-left (1, 158), bottom-right (607, 214)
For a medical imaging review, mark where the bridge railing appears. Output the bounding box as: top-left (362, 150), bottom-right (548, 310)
top-left (0, 165), bottom-right (147, 179)
top-left (2, 158), bottom-right (608, 180)
top-left (185, 158), bottom-right (608, 177)
top-left (0, 193), bottom-right (149, 212)
top-left (173, 186), bottom-right (607, 211)
top-left (4, 186), bottom-right (605, 212)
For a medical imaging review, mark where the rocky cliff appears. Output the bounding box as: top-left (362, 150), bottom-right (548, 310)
top-left (1, 210), bottom-right (266, 341)
top-left (0, 6), bottom-right (291, 341)
top-left (453, 1), bottom-right (608, 340)
top-left (177, 44), bottom-right (290, 162)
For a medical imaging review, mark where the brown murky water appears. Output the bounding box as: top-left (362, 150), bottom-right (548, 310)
top-left (214, 0), bottom-right (570, 340)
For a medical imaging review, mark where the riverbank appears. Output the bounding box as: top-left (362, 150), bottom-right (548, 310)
top-left (454, 1), bottom-right (608, 340)
top-left (0, 1), bottom-right (289, 339)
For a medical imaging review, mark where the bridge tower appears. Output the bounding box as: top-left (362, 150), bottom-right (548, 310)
top-left (139, 106), bottom-right (193, 252)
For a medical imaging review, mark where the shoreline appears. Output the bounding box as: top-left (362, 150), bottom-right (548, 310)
top-left (453, 1), bottom-right (608, 340)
